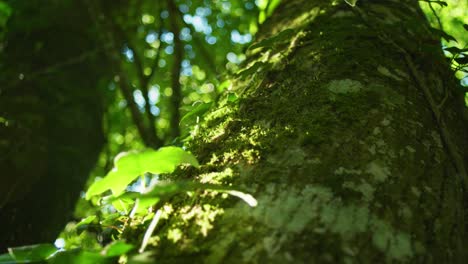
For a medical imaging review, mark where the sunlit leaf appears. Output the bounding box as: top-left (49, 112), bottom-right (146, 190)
top-left (127, 251), bottom-right (155, 264)
top-left (76, 215), bottom-right (97, 228)
top-left (48, 249), bottom-right (109, 264)
top-left (8, 244), bottom-right (57, 262)
top-left (112, 198), bottom-right (134, 213)
top-left (86, 147), bottom-right (199, 199)
top-left (217, 80), bottom-right (233, 93)
top-left (102, 241), bottom-right (134, 257)
top-left (227, 92), bottom-right (239, 103)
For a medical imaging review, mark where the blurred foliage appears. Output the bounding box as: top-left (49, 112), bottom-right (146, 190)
top-left (420, 0), bottom-right (468, 86)
top-left (0, 0), bottom-right (467, 262)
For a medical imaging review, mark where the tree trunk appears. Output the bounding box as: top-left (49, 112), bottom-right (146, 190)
top-left (0, 0), bottom-right (107, 250)
top-left (147, 1), bottom-right (468, 263)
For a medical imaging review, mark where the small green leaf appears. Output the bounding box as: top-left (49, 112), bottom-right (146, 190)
top-left (48, 249), bottom-right (109, 264)
top-left (86, 147), bottom-right (199, 199)
top-left (0, 2), bottom-right (12, 28)
top-left (248, 28), bottom-right (295, 50)
top-left (216, 80), bottom-right (232, 92)
top-left (76, 215), bottom-right (97, 228)
top-left (111, 197), bottom-right (134, 213)
top-left (344, 0), bottom-right (358, 7)
top-left (0, 253), bottom-right (14, 264)
top-left (236, 61), bottom-right (269, 78)
top-left (102, 241), bottom-right (134, 257)
top-left (227, 92), bottom-right (239, 103)
top-left (8, 244), bottom-right (57, 262)
top-left (180, 102), bottom-right (213, 126)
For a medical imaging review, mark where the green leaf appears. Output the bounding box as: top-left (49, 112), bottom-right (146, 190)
top-left (248, 28), bottom-right (295, 50)
top-left (216, 80), bottom-right (232, 93)
top-left (8, 244), bottom-right (57, 262)
top-left (86, 147), bottom-right (199, 199)
top-left (102, 241), bottom-right (134, 257)
top-left (344, 0), bottom-right (358, 7)
top-left (127, 252), bottom-right (155, 264)
top-left (76, 215), bottom-right (97, 228)
top-left (180, 102), bottom-right (213, 126)
top-left (111, 197), bottom-right (134, 213)
top-left (464, 24), bottom-right (468, 31)
top-left (227, 92), bottom-right (239, 103)
top-left (0, 1), bottom-right (12, 28)
top-left (48, 249), bottom-right (110, 264)
top-left (0, 253), bottom-right (14, 264)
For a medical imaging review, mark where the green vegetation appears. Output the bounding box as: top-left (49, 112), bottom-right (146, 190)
top-left (0, 0), bottom-right (467, 263)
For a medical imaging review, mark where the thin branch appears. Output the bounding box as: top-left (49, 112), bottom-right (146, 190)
top-left (167, 0), bottom-right (184, 139)
top-left (124, 16), bottom-right (166, 147)
top-left (428, 2), bottom-right (443, 31)
top-left (125, 39), bottom-right (162, 148)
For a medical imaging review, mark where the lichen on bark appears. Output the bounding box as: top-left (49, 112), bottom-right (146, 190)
top-left (145, 0), bottom-right (468, 263)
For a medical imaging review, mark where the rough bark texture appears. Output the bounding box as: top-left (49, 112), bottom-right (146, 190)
top-left (0, 0), bottom-right (106, 251)
top-left (138, 0), bottom-right (468, 263)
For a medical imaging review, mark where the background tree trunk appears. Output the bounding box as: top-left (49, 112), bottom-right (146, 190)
top-left (148, 0), bottom-right (468, 262)
top-left (0, 0), bottom-right (107, 250)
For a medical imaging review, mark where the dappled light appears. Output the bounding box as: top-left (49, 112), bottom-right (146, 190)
top-left (0, 0), bottom-right (467, 263)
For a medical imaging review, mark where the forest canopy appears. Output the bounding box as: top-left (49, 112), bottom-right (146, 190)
top-left (0, 0), bottom-right (467, 263)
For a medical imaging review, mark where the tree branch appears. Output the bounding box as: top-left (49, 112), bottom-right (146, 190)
top-left (167, 0), bottom-right (184, 139)
top-left (84, 0), bottom-right (156, 148)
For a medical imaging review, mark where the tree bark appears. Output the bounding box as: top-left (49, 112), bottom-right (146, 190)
top-left (0, 1), bottom-right (107, 251)
top-left (146, 0), bottom-right (468, 263)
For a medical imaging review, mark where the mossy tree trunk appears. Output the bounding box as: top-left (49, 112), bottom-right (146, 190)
top-left (144, 0), bottom-right (468, 263)
top-left (0, 1), bottom-right (108, 251)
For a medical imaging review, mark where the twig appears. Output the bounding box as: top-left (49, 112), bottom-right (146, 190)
top-left (139, 208), bottom-right (162, 253)
top-left (428, 2), bottom-right (443, 31)
top-left (126, 14), bottom-right (167, 147)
